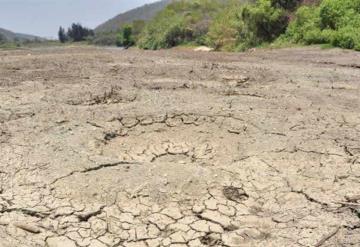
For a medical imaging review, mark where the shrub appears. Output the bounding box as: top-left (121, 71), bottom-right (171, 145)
top-left (241, 0), bottom-right (288, 43)
top-left (137, 9), bottom-right (188, 49)
top-left (207, 3), bottom-right (244, 51)
top-left (281, 6), bottom-right (323, 43)
top-left (116, 25), bottom-right (135, 47)
top-left (282, 0), bottom-right (360, 51)
top-left (208, 0), bottom-right (288, 51)
top-left (331, 26), bottom-right (359, 49)
top-left (138, 0), bottom-right (224, 49)
top-left (319, 0), bottom-right (360, 29)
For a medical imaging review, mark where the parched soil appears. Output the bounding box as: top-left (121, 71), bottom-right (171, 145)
top-left (0, 46), bottom-right (359, 247)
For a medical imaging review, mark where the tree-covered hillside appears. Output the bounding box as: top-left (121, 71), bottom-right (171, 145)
top-left (136, 0), bottom-right (320, 51)
top-left (94, 0), bottom-right (360, 52)
top-left (135, 0), bottom-right (360, 52)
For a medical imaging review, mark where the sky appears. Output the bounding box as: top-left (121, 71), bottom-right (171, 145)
top-left (0, 0), bottom-right (155, 38)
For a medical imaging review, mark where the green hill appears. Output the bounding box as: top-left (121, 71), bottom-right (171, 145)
top-left (137, 0), bottom-right (252, 50)
top-left (95, 0), bottom-right (172, 33)
top-left (138, 0), bottom-right (354, 52)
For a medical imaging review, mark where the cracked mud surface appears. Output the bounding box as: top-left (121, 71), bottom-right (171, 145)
top-left (0, 46), bottom-right (360, 246)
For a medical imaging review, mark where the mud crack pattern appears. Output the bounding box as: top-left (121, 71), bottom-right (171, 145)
top-left (0, 47), bottom-right (360, 246)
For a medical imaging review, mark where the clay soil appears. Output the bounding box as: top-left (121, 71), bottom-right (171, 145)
top-left (0, 46), bottom-right (359, 247)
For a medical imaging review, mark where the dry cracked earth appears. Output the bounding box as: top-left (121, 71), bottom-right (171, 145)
top-left (0, 46), bottom-right (360, 247)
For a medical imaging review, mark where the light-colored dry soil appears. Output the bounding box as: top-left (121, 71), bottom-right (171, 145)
top-left (0, 46), bottom-right (359, 247)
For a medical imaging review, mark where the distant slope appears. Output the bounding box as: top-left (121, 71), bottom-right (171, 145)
top-left (0, 27), bottom-right (42, 41)
top-left (95, 0), bottom-right (172, 33)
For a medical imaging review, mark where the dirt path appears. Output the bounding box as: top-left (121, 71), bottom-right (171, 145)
top-left (0, 46), bottom-right (359, 247)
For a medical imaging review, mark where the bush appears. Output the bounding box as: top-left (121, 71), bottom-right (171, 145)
top-left (331, 27), bottom-right (360, 49)
top-left (116, 25), bottom-right (135, 47)
top-left (208, 0), bottom-right (288, 51)
top-left (241, 0), bottom-right (288, 43)
top-left (319, 0), bottom-right (360, 29)
top-left (138, 0), bottom-right (224, 49)
top-left (281, 6), bottom-right (323, 44)
top-left (138, 9), bottom-right (188, 49)
top-left (207, 4), bottom-right (244, 51)
top-left (282, 0), bottom-right (360, 50)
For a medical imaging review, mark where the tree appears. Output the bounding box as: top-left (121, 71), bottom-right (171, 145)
top-left (241, 0), bottom-right (289, 43)
top-left (67, 23), bottom-right (94, 42)
top-left (58, 26), bottom-right (67, 43)
top-left (116, 25), bottom-right (135, 48)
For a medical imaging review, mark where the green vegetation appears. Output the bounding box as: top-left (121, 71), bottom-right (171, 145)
top-left (58, 23), bottom-right (94, 43)
top-left (58, 26), bottom-right (68, 43)
top-left (91, 20), bottom-right (145, 47)
top-left (281, 0), bottom-right (360, 50)
top-left (52, 0), bottom-right (360, 52)
top-left (208, 0), bottom-right (290, 51)
top-left (116, 25), bottom-right (135, 47)
top-left (136, 0), bottom-right (296, 51)
top-left (134, 0), bottom-right (360, 52)
top-left (137, 0), bottom-right (225, 49)
top-left (0, 40), bottom-right (65, 50)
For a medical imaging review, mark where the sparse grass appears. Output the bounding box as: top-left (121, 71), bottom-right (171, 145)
top-left (320, 43), bottom-right (334, 49)
top-left (0, 40), bottom-right (97, 51)
top-left (0, 42), bottom-right (22, 50)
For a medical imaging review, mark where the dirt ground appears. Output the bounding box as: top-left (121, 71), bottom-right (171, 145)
top-left (0, 46), bottom-right (359, 247)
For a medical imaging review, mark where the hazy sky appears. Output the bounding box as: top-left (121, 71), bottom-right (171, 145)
top-left (0, 0), bottom-right (155, 38)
